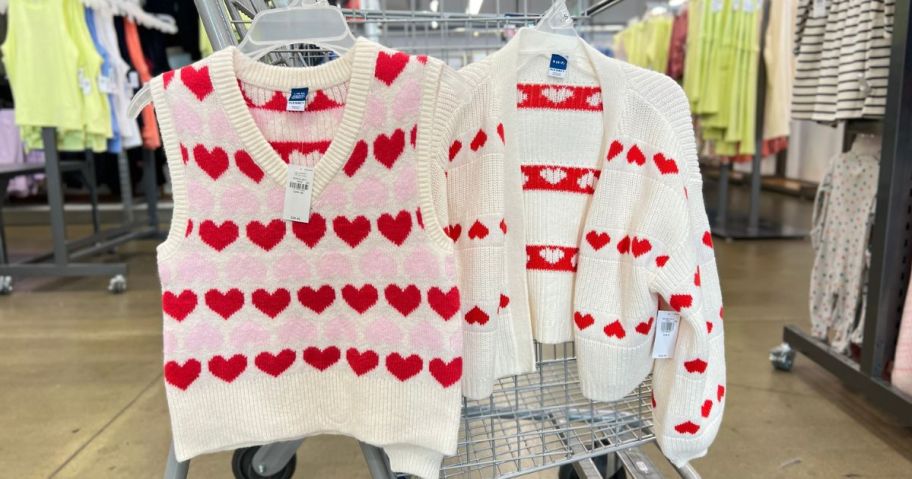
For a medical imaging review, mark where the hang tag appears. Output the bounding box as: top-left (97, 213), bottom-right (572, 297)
top-left (287, 87), bottom-right (309, 111)
top-left (812, 0), bottom-right (827, 17)
top-left (732, 0), bottom-right (741, 11)
top-left (711, 0), bottom-right (724, 12)
top-left (742, 0), bottom-right (759, 13)
top-left (98, 74), bottom-right (112, 94)
top-left (548, 54), bottom-right (569, 79)
top-left (282, 163), bottom-right (314, 223)
top-left (652, 310), bottom-right (681, 359)
top-left (128, 71), bottom-right (140, 89)
top-left (77, 69), bottom-right (92, 95)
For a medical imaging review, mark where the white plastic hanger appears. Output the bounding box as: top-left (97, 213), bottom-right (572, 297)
top-left (128, 0), bottom-right (355, 119)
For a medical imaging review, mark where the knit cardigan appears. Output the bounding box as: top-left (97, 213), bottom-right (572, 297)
top-left (460, 28), bottom-right (726, 466)
top-left (151, 39), bottom-right (503, 479)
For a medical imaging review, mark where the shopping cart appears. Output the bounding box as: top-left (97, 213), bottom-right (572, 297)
top-left (161, 1), bottom-right (704, 477)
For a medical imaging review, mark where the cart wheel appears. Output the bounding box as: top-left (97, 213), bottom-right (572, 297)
top-left (232, 446), bottom-right (296, 479)
top-left (0, 276), bottom-right (12, 295)
top-left (769, 342), bottom-right (796, 371)
top-left (108, 275), bottom-right (127, 294)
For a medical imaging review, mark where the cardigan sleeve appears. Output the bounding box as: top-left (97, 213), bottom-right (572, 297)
top-left (433, 74), bottom-right (505, 400)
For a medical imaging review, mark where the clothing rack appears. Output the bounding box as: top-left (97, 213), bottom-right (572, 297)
top-left (708, 0), bottom-right (807, 240)
top-left (770, 0), bottom-right (912, 425)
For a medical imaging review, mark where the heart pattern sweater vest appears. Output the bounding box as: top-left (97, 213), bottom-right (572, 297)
top-left (151, 39), bottom-right (505, 479)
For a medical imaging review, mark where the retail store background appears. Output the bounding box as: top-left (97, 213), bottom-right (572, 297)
top-left (2, 0), bottom-right (912, 478)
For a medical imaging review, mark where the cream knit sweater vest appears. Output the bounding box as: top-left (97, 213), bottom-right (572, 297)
top-left (151, 40), bottom-right (504, 479)
top-left (461, 28), bottom-right (726, 467)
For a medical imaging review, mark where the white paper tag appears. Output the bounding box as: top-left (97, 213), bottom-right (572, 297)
top-left (77, 69), bottom-right (92, 95)
top-left (286, 87), bottom-right (309, 112)
top-left (548, 54), bottom-right (569, 79)
top-left (128, 71), bottom-right (140, 89)
top-left (98, 74), bottom-right (112, 94)
top-left (282, 164), bottom-right (314, 223)
top-left (652, 311), bottom-right (681, 359)
top-left (813, 0), bottom-right (827, 18)
top-left (732, 0), bottom-right (741, 11)
top-left (711, 0), bottom-right (724, 12)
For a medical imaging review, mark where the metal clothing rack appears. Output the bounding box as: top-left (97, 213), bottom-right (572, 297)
top-left (770, 0), bottom-right (912, 425)
top-left (161, 1), bottom-right (700, 478)
top-left (708, 0), bottom-right (807, 240)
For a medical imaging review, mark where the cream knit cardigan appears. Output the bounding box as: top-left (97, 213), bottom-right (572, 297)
top-left (460, 28), bottom-right (727, 466)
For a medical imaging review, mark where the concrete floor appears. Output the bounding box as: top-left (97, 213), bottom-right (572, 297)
top-left (2, 208), bottom-right (912, 478)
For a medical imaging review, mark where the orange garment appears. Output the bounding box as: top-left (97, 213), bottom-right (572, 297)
top-left (727, 136), bottom-right (789, 163)
top-left (123, 19), bottom-right (161, 149)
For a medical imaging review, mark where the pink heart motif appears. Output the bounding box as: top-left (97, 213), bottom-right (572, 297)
top-left (222, 256), bottom-right (267, 283)
top-left (183, 323), bottom-right (224, 352)
top-left (394, 165), bottom-right (418, 203)
top-left (230, 322), bottom-right (271, 350)
top-left (316, 181), bottom-right (348, 210)
top-left (352, 176), bottom-right (389, 210)
top-left (222, 184), bottom-right (260, 215)
top-left (206, 111), bottom-right (234, 145)
top-left (364, 95), bottom-right (388, 131)
top-left (265, 187), bottom-right (285, 211)
top-left (403, 247), bottom-right (440, 280)
top-left (271, 253), bottom-right (311, 281)
top-left (176, 254), bottom-right (218, 283)
top-left (277, 320), bottom-right (318, 343)
top-left (187, 179), bottom-right (215, 215)
top-left (392, 79), bottom-right (421, 122)
top-left (409, 321), bottom-right (444, 352)
top-left (162, 331), bottom-right (178, 355)
top-left (323, 317), bottom-right (359, 343)
top-left (366, 318), bottom-right (402, 346)
top-left (359, 248), bottom-right (398, 277)
top-left (317, 252), bottom-right (353, 279)
top-left (172, 100), bottom-right (203, 137)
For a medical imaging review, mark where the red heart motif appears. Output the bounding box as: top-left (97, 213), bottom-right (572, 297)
top-left (448, 140), bottom-right (462, 162)
top-left (291, 213), bottom-right (327, 248)
top-left (384, 284), bottom-right (421, 316)
top-left (669, 294), bottom-right (693, 311)
top-left (185, 219), bottom-right (193, 237)
top-left (706, 321), bottom-right (714, 333)
top-left (193, 145), bottom-right (229, 180)
top-left (464, 306), bottom-right (490, 325)
top-left (346, 348), bottom-right (379, 376)
top-left (655, 255), bottom-right (670, 267)
top-left (617, 235), bottom-right (631, 254)
top-left (694, 267), bottom-right (701, 286)
top-left (341, 284), bottom-right (379, 314)
top-left (416, 208), bottom-right (424, 229)
top-left (164, 359), bottom-right (201, 390)
top-left (332, 215), bottom-right (371, 248)
top-left (205, 288), bottom-right (244, 319)
top-left (234, 150), bottom-right (264, 183)
top-left (684, 358), bottom-right (708, 374)
top-left (651, 392), bottom-right (656, 408)
top-left (377, 210), bottom-right (412, 246)
top-left (302, 90), bottom-right (341, 112)
top-left (603, 320), bottom-right (627, 339)
top-left (163, 70), bottom-right (176, 89)
top-left (303, 346), bottom-right (341, 371)
top-left (415, 54), bottom-right (428, 64)
top-left (720, 306), bottom-right (725, 319)
top-left (410, 125), bottom-right (417, 148)
top-left (246, 219), bottom-right (286, 251)
top-left (607, 140), bottom-right (624, 161)
top-left (199, 220), bottom-right (239, 252)
top-left (631, 237), bottom-right (652, 258)
top-left (373, 129), bottom-right (405, 168)
top-left (626, 145), bottom-right (646, 166)
top-left (297, 285), bottom-right (336, 313)
top-left (674, 421), bottom-right (700, 435)
top-left (701, 400), bottom-right (713, 418)
top-left (385, 352), bottom-right (423, 381)
top-left (251, 288), bottom-right (291, 318)
top-left (467, 220), bottom-right (489, 240)
top-left (427, 286), bottom-right (460, 320)
top-left (499, 219), bottom-right (508, 234)
top-left (343, 140), bottom-right (369, 177)
top-left (374, 51), bottom-right (410, 86)
top-left (429, 357), bottom-right (462, 388)
top-left (499, 294), bottom-right (510, 309)
top-left (717, 384), bottom-right (726, 401)
top-left (180, 143), bottom-right (189, 164)
top-left (702, 231), bottom-right (714, 248)
top-left (653, 153), bottom-right (679, 175)
top-left (470, 129), bottom-right (488, 151)
top-left (180, 65), bottom-right (214, 101)
top-left (635, 317), bottom-right (654, 335)
top-left (208, 354), bottom-right (247, 383)
top-left (255, 349), bottom-right (296, 377)
top-left (444, 224), bottom-right (462, 242)
top-left (162, 290), bottom-right (198, 321)
top-left (496, 123), bottom-right (505, 143)
top-left (586, 230), bottom-right (611, 250)
top-left (574, 312), bottom-right (595, 330)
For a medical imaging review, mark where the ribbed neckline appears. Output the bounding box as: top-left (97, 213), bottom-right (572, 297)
top-left (209, 39), bottom-right (378, 196)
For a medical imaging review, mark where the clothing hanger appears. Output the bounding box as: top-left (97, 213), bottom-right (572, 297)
top-left (106, 0), bottom-right (178, 34)
top-left (128, 0), bottom-right (355, 119)
top-left (514, 1), bottom-right (596, 77)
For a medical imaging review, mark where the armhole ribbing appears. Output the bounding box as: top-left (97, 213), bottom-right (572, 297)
top-left (150, 75), bottom-right (190, 260)
top-left (416, 60), bottom-right (459, 253)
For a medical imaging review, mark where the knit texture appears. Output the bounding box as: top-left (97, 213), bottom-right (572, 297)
top-left (461, 28), bottom-right (726, 467)
top-left (151, 40), bottom-right (503, 479)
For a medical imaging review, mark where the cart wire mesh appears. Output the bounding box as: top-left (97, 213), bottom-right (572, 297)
top-left (195, 2), bottom-right (659, 478)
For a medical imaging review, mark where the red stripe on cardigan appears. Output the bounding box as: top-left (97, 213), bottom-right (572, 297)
top-left (517, 84), bottom-right (603, 111)
top-left (521, 165), bottom-right (601, 194)
top-left (526, 245), bottom-right (578, 272)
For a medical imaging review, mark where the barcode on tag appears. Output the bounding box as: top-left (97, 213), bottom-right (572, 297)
top-left (288, 181), bottom-right (310, 192)
top-left (652, 310), bottom-right (681, 359)
top-left (661, 320), bottom-right (675, 334)
top-left (282, 164), bottom-right (314, 223)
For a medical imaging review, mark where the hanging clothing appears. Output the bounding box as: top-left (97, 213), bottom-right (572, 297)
top-left (667, 6), bottom-right (689, 80)
top-left (1, 109), bottom-right (44, 197)
top-left (151, 40), bottom-right (504, 479)
top-left (614, 15), bottom-right (675, 73)
top-left (460, 27), bottom-right (726, 468)
top-left (85, 7), bottom-right (121, 153)
top-left (120, 18), bottom-right (161, 149)
top-left (91, 5), bottom-right (143, 149)
top-left (809, 135), bottom-right (880, 353)
top-left (763, 0), bottom-right (797, 139)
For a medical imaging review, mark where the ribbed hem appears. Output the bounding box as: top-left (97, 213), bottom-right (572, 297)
top-left (385, 444), bottom-right (445, 479)
top-left (528, 270), bottom-right (574, 344)
top-left (463, 325), bottom-right (497, 400)
top-left (576, 334), bottom-right (653, 401)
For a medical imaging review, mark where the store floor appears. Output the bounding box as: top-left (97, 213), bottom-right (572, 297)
top-left (3, 214), bottom-right (912, 478)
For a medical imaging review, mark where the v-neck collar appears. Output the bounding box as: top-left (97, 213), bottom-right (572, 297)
top-left (209, 39), bottom-right (377, 197)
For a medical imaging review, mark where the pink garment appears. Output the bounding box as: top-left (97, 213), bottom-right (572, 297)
top-left (666, 8), bottom-right (688, 80)
top-left (0, 109), bottom-right (44, 197)
top-left (892, 268), bottom-right (912, 396)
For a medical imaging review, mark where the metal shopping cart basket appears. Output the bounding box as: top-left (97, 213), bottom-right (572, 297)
top-left (162, 1), bottom-right (703, 477)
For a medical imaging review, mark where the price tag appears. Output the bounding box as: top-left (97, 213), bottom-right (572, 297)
top-left (78, 69), bottom-right (92, 95)
top-left (98, 74), bottom-right (112, 94)
top-left (813, 0), bottom-right (827, 18)
top-left (711, 0), bottom-right (724, 12)
top-left (652, 310), bottom-right (681, 359)
top-left (128, 71), bottom-right (140, 89)
top-left (282, 164), bottom-right (314, 223)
